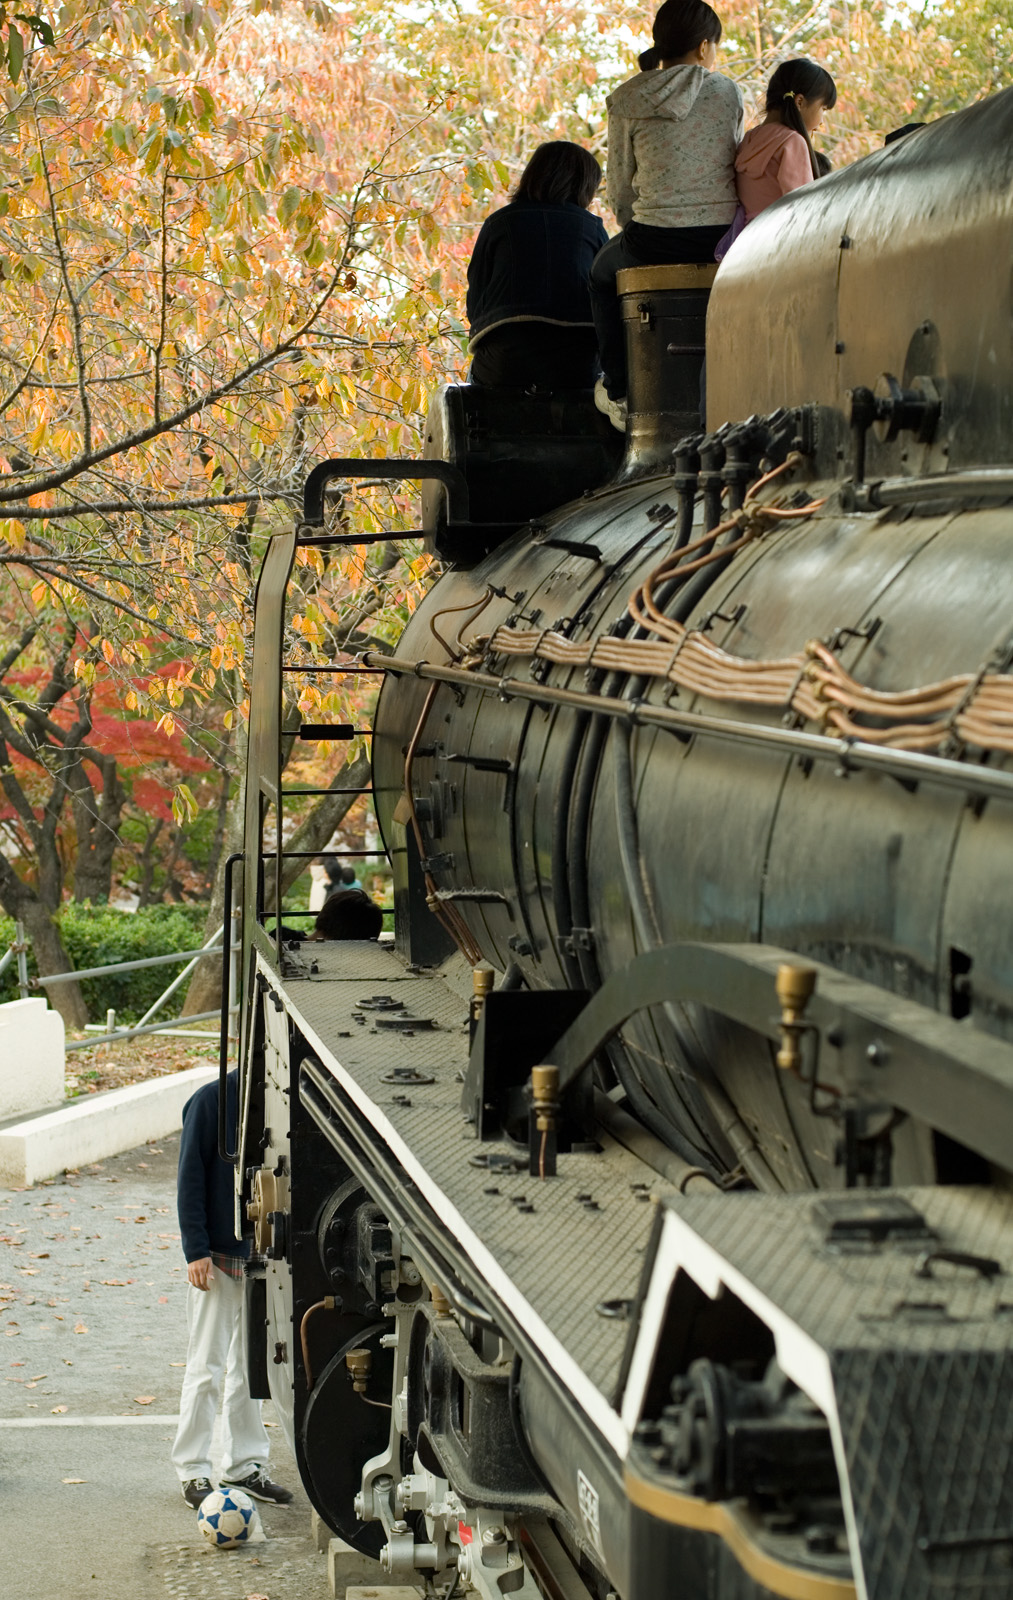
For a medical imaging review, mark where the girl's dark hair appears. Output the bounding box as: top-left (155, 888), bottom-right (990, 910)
top-left (652, 0), bottom-right (722, 60)
top-left (513, 141), bottom-right (601, 208)
top-left (766, 58), bottom-right (837, 180)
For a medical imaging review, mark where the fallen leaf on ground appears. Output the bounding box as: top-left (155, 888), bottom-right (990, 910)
top-left (31, 1373), bottom-right (46, 1380)
top-left (62, 1478), bottom-right (86, 1484)
top-left (158, 1296), bottom-right (168, 1304)
top-left (51, 1405), bottom-right (67, 1414)
top-left (31, 1252), bottom-right (49, 1259)
top-left (100, 1279), bottom-right (131, 1287)
top-left (73, 1323), bottom-right (88, 1334)
top-left (169, 1361), bottom-right (185, 1367)
top-left (133, 1395), bottom-right (156, 1405)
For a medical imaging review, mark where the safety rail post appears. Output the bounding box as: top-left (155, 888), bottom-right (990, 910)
top-left (14, 920), bottom-right (29, 998)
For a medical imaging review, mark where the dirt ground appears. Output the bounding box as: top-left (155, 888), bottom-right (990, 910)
top-left (64, 1033), bottom-right (218, 1099)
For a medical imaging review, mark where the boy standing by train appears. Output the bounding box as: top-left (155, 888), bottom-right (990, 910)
top-left (171, 1068), bottom-right (293, 1510)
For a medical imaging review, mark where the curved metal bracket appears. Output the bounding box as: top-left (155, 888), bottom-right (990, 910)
top-left (544, 941), bottom-right (1013, 1174)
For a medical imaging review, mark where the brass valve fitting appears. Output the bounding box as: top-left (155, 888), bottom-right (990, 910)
top-left (346, 1347), bottom-right (372, 1393)
top-left (775, 964), bottom-right (817, 1073)
top-left (530, 1064), bottom-right (560, 1133)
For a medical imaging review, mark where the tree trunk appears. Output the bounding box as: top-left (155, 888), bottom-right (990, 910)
top-left (181, 716), bottom-right (248, 1017)
top-left (181, 743), bottom-right (372, 1016)
top-left (19, 900), bottom-right (90, 1031)
top-left (0, 842), bottom-right (89, 1030)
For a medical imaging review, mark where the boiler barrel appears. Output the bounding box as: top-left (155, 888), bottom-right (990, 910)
top-left (372, 485), bottom-right (1013, 1190)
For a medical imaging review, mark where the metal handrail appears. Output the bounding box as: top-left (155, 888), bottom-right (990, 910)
top-left (301, 457), bottom-right (469, 526)
top-left (30, 946), bottom-right (222, 986)
top-left (219, 852), bottom-right (244, 1165)
top-left (65, 1009), bottom-right (222, 1052)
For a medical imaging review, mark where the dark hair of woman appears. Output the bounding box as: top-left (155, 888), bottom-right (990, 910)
top-left (314, 888), bottom-right (383, 940)
top-left (652, 0), bottom-right (722, 60)
top-left (512, 141), bottom-right (602, 209)
top-left (765, 58), bottom-right (838, 179)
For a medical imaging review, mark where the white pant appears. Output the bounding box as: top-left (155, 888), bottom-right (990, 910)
top-left (171, 1268), bottom-right (270, 1483)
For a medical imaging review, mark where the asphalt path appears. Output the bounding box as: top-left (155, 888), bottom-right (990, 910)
top-left (0, 1133), bottom-right (337, 1600)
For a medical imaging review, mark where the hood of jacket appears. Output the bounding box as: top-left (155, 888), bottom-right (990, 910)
top-left (607, 63), bottom-right (712, 121)
top-left (735, 123), bottom-right (800, 175)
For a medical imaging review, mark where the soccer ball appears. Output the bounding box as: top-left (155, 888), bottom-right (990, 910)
top-left (196, 1486), bottom-right (256, 1549)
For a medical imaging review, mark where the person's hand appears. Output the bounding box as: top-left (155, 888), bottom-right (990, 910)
top-left (187, 1257), bottom-right (213, 1291)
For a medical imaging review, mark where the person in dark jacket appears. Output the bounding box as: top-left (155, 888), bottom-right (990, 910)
top-left (466, 140), bottom-right (607, 390)
top-left (312, 887), bottom-right (383, 940)
top-left (171, 1070), bottom-right (292, 1509)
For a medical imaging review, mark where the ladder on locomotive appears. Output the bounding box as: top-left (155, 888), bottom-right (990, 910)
top-left (244, 457), bottom-right (469, 961)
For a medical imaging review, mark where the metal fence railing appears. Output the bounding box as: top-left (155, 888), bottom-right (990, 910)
top-left (2, 915), bottom-right (239, 1054)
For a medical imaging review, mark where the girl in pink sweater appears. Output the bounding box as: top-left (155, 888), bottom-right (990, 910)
top-left (734, 59), bottom-right (836, 223)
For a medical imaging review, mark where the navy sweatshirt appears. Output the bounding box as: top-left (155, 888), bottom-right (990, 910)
top-left (177, 1071), bottom-right (249, 1263)
top-left (466, 198), bottom-right (608, 347)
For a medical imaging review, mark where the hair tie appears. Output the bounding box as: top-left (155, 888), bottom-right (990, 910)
top-left (783, 90), bottom-right (795, 100)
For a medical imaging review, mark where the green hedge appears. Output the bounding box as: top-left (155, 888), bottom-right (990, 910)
top-left (0, 904), bottom-right (212, 1023)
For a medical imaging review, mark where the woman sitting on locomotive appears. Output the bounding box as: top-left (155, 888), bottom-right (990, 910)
top-left (465, 141), bottom-right (607, 391)
top-left (589, 0), bottom-right (743, 429)
top-left (733, 59), bottom-right (837, 223)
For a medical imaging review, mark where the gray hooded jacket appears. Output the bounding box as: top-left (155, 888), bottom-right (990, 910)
top-left (606, 65), bottom-right (744, 229)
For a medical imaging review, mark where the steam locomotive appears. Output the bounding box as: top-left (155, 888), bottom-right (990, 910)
top-left (230, 90), bottom-right (1013, 1600)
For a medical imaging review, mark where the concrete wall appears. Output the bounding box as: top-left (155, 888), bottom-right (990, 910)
top-left (0, 1063), bottom-right (216, 1188)
top-left (0, 997), bottom-right (65, 1121)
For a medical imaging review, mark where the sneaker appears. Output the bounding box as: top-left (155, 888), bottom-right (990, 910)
top-left (594, 377), bottom-right (627, 433)
top-left (222, 1465), bottom-right (294, 1505)
top-left (180, 1476), bottom-right (216, 1510)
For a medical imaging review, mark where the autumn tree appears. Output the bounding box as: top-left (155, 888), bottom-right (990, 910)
top-left (0, 0), bottom-right (999, 1025)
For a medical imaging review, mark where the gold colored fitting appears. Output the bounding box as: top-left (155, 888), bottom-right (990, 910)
top-left (472, 968), bottom-right (494, 998)
top-left (775, 964), bottom-right (817, 1072)
top-left (530, 1063), bottom-right (560, 1134)
top-left (346, 1347), bottom-right (372, 1393)
top-left (430, 1283), bottom-right (451, 1319)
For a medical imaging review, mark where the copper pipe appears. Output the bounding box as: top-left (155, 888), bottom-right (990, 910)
top-left (299, 1296), bottom-right (337, 1394)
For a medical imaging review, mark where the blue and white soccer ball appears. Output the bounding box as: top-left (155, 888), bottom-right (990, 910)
top-left (196, 1486), bottom-right (256, 1549)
